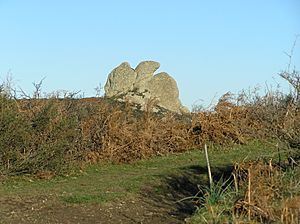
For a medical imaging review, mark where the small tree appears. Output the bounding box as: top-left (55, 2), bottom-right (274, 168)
top-left (279, 35), bottom-right (300, 102)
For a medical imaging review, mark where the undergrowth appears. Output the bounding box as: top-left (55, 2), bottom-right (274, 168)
top-left (187, 157), bottom-right (300, 224)
top-left (1, 76), bottom-right (300, 177)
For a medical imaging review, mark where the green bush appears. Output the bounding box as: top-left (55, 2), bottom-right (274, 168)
top-left (0, 96), bottom-right (31, 174)
top-left (0, 97), bottom-right (83, 175)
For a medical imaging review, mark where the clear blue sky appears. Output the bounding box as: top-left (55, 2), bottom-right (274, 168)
top-left (0, 0), bottom-right (299, 108)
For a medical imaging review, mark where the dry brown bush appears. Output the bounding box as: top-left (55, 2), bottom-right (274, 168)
top-left (190, 90), bottom-right (300, 149)
top-left (81, 99), bottom-right (194, 163)
top-left (233, 160), bottom-right (282, 222)
top-left (191, 101), bottom-right (250, 145)
top-left (1, 80), bottom-right (300, 175)
top-left (0, 96), bottom-right (195, 175)
top-left (281, 196), bottom-right (300, 224)
top-left (233, 160), bottom-right (300, 223)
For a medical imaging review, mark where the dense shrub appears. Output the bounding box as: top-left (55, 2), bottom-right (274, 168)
top-left (191, 89), bottom-right (300, 149)
top-left (0, 96), bottom-right (194, 175)
top-left (0, 97), bottom-right (84, 175)
top-left (0, 97), bottom-right (31, 174)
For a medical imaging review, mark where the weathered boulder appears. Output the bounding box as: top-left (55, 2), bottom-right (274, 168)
top-left (104, 61), bottom-right (189, 114)
top-left (146, 72), bottom-right (181, 112)
top-left (104, 62), bottom-right (137, 97)
top-left (134, 61), bottom-right (160, 90)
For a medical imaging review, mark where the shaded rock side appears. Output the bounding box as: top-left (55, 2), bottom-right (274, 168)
top-left (104, 62), bottom-right (137, 97)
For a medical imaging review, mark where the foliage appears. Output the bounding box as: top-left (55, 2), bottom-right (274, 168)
top-left (1, 76), bottom-right (300, 176)
top-left (0, 94), bottom-right (194, 175)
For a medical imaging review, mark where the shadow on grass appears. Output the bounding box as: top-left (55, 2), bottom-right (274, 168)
top-left (140, 164), bottom-right (234, 222)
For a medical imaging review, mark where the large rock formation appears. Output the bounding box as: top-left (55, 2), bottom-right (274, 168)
top-left (104, 61), bottom-right (189, 114)
top-left (104, 62), bottom-right (137, 97)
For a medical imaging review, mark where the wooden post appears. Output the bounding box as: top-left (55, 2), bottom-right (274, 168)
top-left (248, 166), bottom-right (251, 220)
top-left (204, 144), bottom-right (213, 188)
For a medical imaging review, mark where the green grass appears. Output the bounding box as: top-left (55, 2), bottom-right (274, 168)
top-left (186, 142), bottom-right (298, 224)
top-left (0, 140), bottom-right (281, 205)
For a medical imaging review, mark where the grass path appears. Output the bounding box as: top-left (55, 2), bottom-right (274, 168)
top-left (0, 141), bottom-right (279, 223)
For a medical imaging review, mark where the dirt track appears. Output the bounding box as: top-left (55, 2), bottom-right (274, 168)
top-left (0, 181), bottom-right (196, 224)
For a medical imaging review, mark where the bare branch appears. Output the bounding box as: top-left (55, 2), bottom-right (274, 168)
top-left (94, 83), bottom-right (103, 97)
top-left (279, 35), bottom-right (300, 101)
top-left (32, 77), bottom-right (46, 99)
top-left (18, 87), bottom-right (32, 99)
